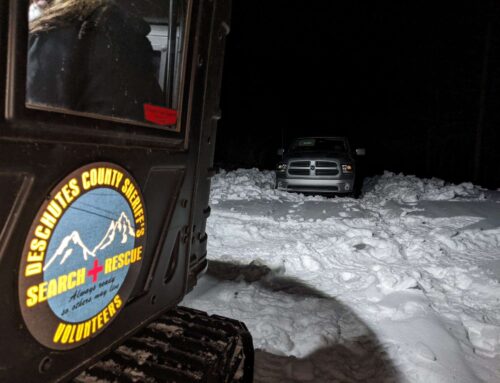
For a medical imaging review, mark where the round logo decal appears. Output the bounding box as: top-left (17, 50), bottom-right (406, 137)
top-left (18, 163), bottom-right (146, 350)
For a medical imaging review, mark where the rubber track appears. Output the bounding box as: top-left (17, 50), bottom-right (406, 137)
top-left (74, 307), bottom-right (254, 383)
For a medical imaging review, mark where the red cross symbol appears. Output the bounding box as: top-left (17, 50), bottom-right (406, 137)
top-left (87, 259), bottom-right (104, 283)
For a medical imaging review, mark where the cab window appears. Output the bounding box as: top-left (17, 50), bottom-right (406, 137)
top-left (26, 0), bottom-right (187, 130)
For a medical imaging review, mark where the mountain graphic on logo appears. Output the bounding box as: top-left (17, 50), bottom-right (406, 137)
top-left (93, 212), bottom-right (135, 252)
top-left (44, 211), bottom-right (135, 271)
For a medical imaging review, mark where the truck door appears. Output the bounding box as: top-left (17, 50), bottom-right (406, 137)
top-left (0, 0), bottom-right (230, 380)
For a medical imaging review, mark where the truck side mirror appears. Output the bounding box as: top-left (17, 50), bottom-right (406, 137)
top-left (277, 148), bottom-right (285, 156)
top-left (355, 148), bottom-right (366, 156)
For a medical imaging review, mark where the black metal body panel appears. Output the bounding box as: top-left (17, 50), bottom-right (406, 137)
top-left (0, 0), bottom-right (231, 381)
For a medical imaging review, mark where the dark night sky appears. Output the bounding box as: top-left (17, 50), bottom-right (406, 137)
top-left (216, 0), bottom-right (500, 189)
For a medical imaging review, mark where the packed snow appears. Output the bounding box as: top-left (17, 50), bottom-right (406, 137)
top-left (183, 169), bottom-right (500, 382)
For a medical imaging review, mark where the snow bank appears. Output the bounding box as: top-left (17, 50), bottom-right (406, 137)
top-left (211, 168), bottom-right (486, 205)
top-left (363, 171), bottom-right (485, 204)
top-left (210, 168), bottom-right (328, 204)
top-left (210, 168), bottom-right (275, 203)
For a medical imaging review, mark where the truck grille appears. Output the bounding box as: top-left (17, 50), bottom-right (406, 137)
top-left (287, 159), bottom-right (340, 177)
top-left (289, 169), bottom-right (310, 175)
top-left (289, 161), bottom-right (310, 167)
top-left (316, 161), bottom-right (337, 168)
top-left (316, 169), bottom-right (339, 176)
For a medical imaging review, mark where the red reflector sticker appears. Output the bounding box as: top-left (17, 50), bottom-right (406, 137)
top-left (144, 104), bottom-right (178, 126)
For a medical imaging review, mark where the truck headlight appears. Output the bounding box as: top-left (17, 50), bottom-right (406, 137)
top-left (276, 163), bottom-right (287, 172)
top-left (342, 164), bottom-right (353, 173)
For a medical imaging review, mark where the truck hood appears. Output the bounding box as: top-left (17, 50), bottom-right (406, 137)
top-left (284, 150), bottom-right (352, 162)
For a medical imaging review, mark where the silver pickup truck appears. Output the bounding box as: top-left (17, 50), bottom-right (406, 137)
top-left (275, 137), bottom-right (365, 195)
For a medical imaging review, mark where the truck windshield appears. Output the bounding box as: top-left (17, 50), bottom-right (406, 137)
top-left (290, 138), bottom-right (346, 152)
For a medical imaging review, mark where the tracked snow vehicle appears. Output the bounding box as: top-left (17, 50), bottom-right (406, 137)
top-left (0, 0), bottom-right (253, 381)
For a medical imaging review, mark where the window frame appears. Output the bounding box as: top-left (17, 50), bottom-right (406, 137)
top-left (4, 0), bottom-right (194, 150)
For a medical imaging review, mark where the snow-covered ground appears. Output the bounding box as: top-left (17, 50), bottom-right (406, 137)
top-left (183, 169), bottom-right (500, 383)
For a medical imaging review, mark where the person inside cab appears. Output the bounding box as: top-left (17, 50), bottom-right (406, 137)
top-left (27, 0), bottom-right (164, 123)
